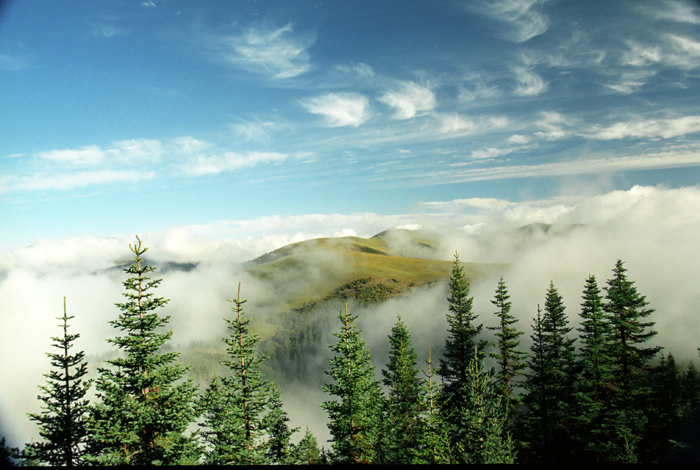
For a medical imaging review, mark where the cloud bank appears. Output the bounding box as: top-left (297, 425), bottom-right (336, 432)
top-left (2, 185), bottom-right (700, 449)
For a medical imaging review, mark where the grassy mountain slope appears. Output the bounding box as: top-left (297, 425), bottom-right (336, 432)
top-left (245, 229), bottom-right (505, 315)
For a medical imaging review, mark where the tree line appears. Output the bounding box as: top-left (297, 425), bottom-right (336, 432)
top-left (3, 236), bottom-right (700, 465)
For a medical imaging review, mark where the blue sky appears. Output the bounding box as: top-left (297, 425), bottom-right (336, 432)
top-left (2, 0), bottom-right (700, 248)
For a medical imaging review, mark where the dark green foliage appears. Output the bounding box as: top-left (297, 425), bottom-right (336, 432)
top-left (437, 252), bottom-right (487, 448)
top-left (264, 384), bottom-right (300, 464)
top-left (487, 277), bottom-right (527, 428)
top-left (604, 260), bottom-right (661, 395)
top-left (288, 427), bottom-right (322, 465)
top-left (86, 236), bottom-right (200, 465)
top-left (571, 274), bottom-right (621, 462)
top-left (453, 351), bottom-right (515, 464)
top-left (321, 303), bottom-right (383, 464)
top-left (418, 349), bottom-right (453, 464)
top-left (379, 315), bottom-right (424, 464)
top-left (25, 297), bottom-right (92, 466)
top-left (521, 283), bottom-right (577, 463)
top-left (199, 283), bottom-right (290, 465)
top-left (519, 304), bottom-right (546, 462)
top-left (604, 260), bottom-right (662, 462)
top-left (1, 437), bottom-right (22, 467)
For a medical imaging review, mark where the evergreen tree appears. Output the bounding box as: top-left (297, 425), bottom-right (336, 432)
top-left (437, 251), bottom-right (486, 450)
top-left (264, 384), bottom-right (299, 464)
top-left (1, 437), bottom-right (21, 467)
top-left (487, 277), bottom-right (527, 428)
top-left (604, 260), bottom-right (661, 394)
top-left (540, 281), bottom-right (577, 462)
top-left (199, 283), bottom-right (283, 465)
top-left (26, 297), bottom-right (92, 466)
top-left (520, 305), bottom-right (547, 463)
top-left (288, 427), bottom-right (322, 465)
top-left (321, 303), bottom-right (383, 464)
top-left (604, 260), bottom-right (662, 462)
top-left (571, 275), bottom-right (613, 461)
top-left (379, 315), bottom-right (423, 464)
top-left (453, 351), bottom-right (515, 464)
top-left (86, 236), bottom-right (200, 465)
top-left (417, 349), bottom-right (452, 464)
top-left (646, 353), bottom-right (685, 461)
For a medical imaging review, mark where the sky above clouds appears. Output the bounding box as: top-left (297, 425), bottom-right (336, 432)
top-left (2, 0), bottom-right (700, 248)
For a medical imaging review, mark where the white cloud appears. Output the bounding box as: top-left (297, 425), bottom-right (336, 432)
top-left (109, 139), bottom-right (164, 164)
top-left (639, 0), bottom-right (700, 25)
top-left (437, 113), bottom-right (477, 134)
top-left (182, 151), bottom-right (288, 176)
top-left (433, 113), bottom-right (509, 137)
top-left (218, 23), bottom-right (314, 79)
top-left (475, 0), bottom-right (550, 43)
top-left (333, 62), bottom-right (375, 80)
top-left (470, 147), bottom-right (513, 160)
top-left (379, 82), bottom-right (436, 120)
top-left (589, 115), bottom-right (700, 140)
top-left (0, 170), bottom-right (155, 194)
top-left (601, 69), bottom-right (657, 94)
top-left (534, 111), bottom-right (573, 140)
top-left (301, 92), bottom-right (371, 127)
top-left (38, 146), bottom-right (105, 166)
top-left (170, 136), bottom-right (212, 154)
top-left (37, 139), bottom-right (165, 168)
top-left (425, 149), bottom-right (700, 185)
top-left (230, 121), bottom-right (277, 142)
top-left (512, 65), bottom-right (548, 96)
top-left (508, 134), bottom-right (531, 144)
top-left (620, 40), bottom-right (663, 67)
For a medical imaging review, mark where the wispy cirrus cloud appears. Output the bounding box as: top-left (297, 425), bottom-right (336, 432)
top-left (588, 115), bottom-right (700, 140)
top-left (434, 113), bottom-right (509, 136)
top-left (473, 0), bottom-right (550, 43)
top-left (37, 139), bottom-right (165, 167)
top-left (217, 23), bottom-right (315, 79)
top-left (180, 151), bottom-right (288, 176)
top-left (638, 0), bottom-right (700, 25)
top-left (379, 82), bottom-right (436, 120)
top-left (533, 111), bottom-right (575, 140)
top-left (300, 92), bottom-right (371, 127)
top-left (1, 136), bottom-right (291, 194)
top-left (413, 148), bottom-right (700, 186)
top-left (512, 65), bottom-right (548, 96)
top-left (0, 170), bottom-right (154, 194)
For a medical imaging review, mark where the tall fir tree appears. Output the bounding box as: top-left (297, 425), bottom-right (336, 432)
top-left (417, 349), bottom-right (453, 464)
top-left (86, 236), bottom-right (201, 465)
top-left (321, 303), bottom-right (383, 464)
top-left (453, 351), bottom-right (515, 464)
top-left (519, 304), bottom-right (547, 463)
top-left (487, 277), bottom-right (527, 430)
top-left (604, 259), bottom-right (661, 462)
top-left (379, 315), bottom-right (424, 464)
top-left (25, 297), bottom-right (92, 466)
top-left (604, 259), bottom-right (661, 394)
top-left (540, 281), bottom-right (578, 462)
top-left (571, 274), bottom-right (617, 461)
top-left (199, 283), bottom-right (285, 465)
top-left (437, 251), bottom-right (487, 450)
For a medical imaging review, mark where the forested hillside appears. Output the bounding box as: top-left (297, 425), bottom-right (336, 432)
top-left (3, 234), bottom-right (700, 465)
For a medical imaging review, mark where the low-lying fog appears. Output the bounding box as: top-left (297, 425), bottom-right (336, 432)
top-left (2, 184), bottom-right (699, 450)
